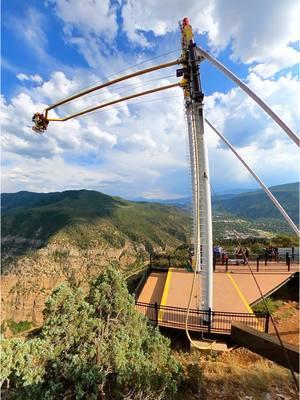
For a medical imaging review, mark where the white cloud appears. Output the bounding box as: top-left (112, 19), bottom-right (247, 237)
top-left (9, 8), bottom-right (49, 61)
top-left (2, 1), bottom-right (299, 201)
top-left (209, 0), bottom-right (300, 64)
top-left (1, 54), bottom-right (298, 198)
top-left (121, 0), bottom-right (215, 47)
top-left (205, 72), bottom-right (300, 148)
top-left (49, 0), bottom-right (117, 39)
top-left (1, 71), bottom-right (188, 198)
top-left (1, 154), bottom-right (123, 194)
top-left (121, 0), bottom-right (300, 74)
top-left (17, 73), bottom-right (43, 84)
top-left (203, 71), bottom-right (299, 190)
top-left (47, 0), bottom-right (119, 69)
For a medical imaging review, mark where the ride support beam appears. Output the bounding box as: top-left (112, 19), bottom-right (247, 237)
top-left (47, 82), bottom-right (180, 122)
top-left (196, 47), bottom-right (299, 147)
top-left (45, 60), bottom-right (179, 117)
top-left (187, 43), bottom-right (213, 311)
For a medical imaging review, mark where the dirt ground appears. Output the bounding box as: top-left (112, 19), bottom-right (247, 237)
top-left (175, 301), bottom-right (300, 400)
top-left (269, 301), bottom-right (299, 346)
top-left (176, 347), bottom-right (299, 400)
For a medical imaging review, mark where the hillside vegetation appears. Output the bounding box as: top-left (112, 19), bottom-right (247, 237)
top-left (1, 267), bottom-right (297, 400)
top-left (1, 267), bottom-right (184, 399)
top-left (1, 190), bottom-right (190, 272)
top-left (1, 190), bottom-right (189, 247)
top-left (213, 182), bottom-right (299, 225)
top-left (1, 185), bottom-right (298, 325)
top-left (1, 190), bottom-right (191, 325)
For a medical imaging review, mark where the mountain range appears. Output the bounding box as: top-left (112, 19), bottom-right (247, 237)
top-left (131, 183), bottom-right (299, 225)
top-left (1, 182), bottom-right (298, 325)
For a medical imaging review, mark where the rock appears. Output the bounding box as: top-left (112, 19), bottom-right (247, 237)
top-left (1, 239), bottom-right (155, 325)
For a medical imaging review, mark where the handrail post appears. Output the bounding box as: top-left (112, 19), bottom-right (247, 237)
top-left (285, 252), bottom-right (289, 265)
top-left (225, 258), bottom-right (228, 272)
top-left (208, 308), bottom-right (212, 334)
top-left (150, 253), bottom-right (152, 269)
top-left (265, 255), bottom-right (267, 266)
top-left (155, 302), bottom-right (158, 326)
top-left (168, 255), bottom-right (171, 268)
top-left (256, 257), bottom-right (259, 272)
top-left (213, 257), bottom-right (216, 271)
top-left (265, 313), bottom-right (270, 333)
top-left (287, 255), bottom-right (291, 272)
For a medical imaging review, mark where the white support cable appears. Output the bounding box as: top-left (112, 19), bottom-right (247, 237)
top-left (196, 47), bottom-right (300, 147)
top-left (205, 118), bottom-right (300, 237)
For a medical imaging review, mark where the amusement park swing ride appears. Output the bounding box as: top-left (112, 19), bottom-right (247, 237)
top-left (32, 18), bottom-right (299, 353)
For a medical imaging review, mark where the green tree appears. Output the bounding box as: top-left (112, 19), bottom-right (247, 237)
top-left (1, 266), bottom-right (182, 399)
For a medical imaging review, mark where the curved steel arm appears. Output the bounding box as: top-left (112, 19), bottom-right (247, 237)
top-left (197, 48), bottom-right (299, 147)
top-left (47, 83), bottom-right (180, 122)
top-left (45, 60), bottom-right (179, 117)
top-left (205, 118), bottom-right (300, 237)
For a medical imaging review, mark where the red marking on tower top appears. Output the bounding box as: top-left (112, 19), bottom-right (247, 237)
top-left (183, 17), bottom-right (190, 26)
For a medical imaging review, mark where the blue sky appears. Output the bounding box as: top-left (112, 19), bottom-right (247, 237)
top-left (1, 0), bottom-right (299, 199)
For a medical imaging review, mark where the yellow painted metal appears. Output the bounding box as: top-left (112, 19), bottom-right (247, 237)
top-left (48, 82), bottom-right (180, 122)
top-left (45, 59), bottom-right (179, 114)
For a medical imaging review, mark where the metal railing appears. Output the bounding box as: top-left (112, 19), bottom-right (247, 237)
top-left (213, 255), bottom-right (299, 273)
top-left (135, 301), bottom-right (269, 334)
top-left (150, 253), bottom-right (191, 270)
top-left (149, 252), bottom-right (299, 273)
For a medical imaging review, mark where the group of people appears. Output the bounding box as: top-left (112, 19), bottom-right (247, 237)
top-left (235, 246), bottom-right (250, 259)
top-left (265, 245), bottom-right (279, 261)
top-left (213, 245), bottom-right (229, 264)
top-left (213, 245), bottom-right (250, 264)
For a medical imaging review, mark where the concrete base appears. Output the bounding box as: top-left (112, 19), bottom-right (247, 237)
top-left (190, 339), bottom-right (229, 353)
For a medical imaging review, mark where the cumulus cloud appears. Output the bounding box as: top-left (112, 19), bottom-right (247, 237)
top-left (49, 0), bottom-right (117, 39)
top-left (8, 7), bottom-right (50, 62)
top-left (2, 0), bottom-right (299, 198)
top-left (1, 64), bottom-right (298, 198)
top-left (47, 0), bottom-right (118, 69)
top-left (205, 71), bottom-right (299, 148)
top-left (203, 71), bottom-right (299, 190)
top-left (17, 73), bottom-right (43, 83)
top-left (1, 70), bottom-right (189, 198)
top-left (121, 0), bottom-right (300, 74)
top-left (121, 0), bottom-right (215, 47)
top-left (208, 0), bottom-right (300, 63)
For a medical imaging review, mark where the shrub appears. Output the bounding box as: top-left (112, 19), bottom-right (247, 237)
top-left (252, 298), bottom-right (283, 315)
top-left (1, 266), bottom-right (182, 399)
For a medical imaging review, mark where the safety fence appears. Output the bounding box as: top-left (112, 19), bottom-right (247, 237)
top-left (213, 258), bottom-right (299, 273)
top-left (135, 301), bottom-right (269, 334)
top-left (149, 252), bottom-right (299, 273)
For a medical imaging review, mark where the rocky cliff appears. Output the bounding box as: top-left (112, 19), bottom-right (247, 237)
top-left (1, 190), bottom-right (190, 327)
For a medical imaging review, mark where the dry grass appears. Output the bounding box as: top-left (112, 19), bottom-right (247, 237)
top-left (175, 347), bottom-right (299, 400)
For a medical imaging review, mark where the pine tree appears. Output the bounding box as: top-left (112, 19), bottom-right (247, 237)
top-left (1, 266), bottom-right (182, 399)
